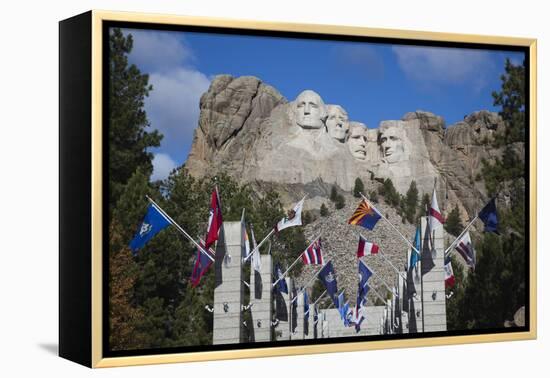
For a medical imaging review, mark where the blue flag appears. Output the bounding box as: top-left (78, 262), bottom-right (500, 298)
top-left (318, 261), bottom-right (338, 306)
top-left (478, 198), bottom-right (499, 233)
top-left (274, 263), bottom-right (289, 294)
top-left (357, 261), bottom-right (373, 308)
top-left (129, 204), bottom-right (171, 254)
top-left (409, 226), bottom-right (421, 270)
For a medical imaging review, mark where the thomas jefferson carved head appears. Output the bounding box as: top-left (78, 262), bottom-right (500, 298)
top-left (379, 122), bottom-right (408, 163)
top-left (294, 90), bottom-right (327, 129)
top-left (346, 122), bottom-right (368, 160)
top-left (326, 105), bottom-right (349, 142)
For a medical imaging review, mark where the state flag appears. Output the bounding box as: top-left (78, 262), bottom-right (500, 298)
top-left (129, 203), bottom-right (171, 254)
top-left (348, 200), bottom-right (382, 230)
top-left (190, 242), bottom-right (214, 287)
top-left (478, 197), bottom-right (499, 233)
top-left (357, 235), bottom-right (379, 258)
top-left (318, 261), bottom-right (338, 306)
top-left (273, 263), bottom-right (289, 295)
top-left (302, 238), bottom-right (324, 265)
top-left (455, 231), bottom-right (476, 270)
top-left (276, 198), bottom-right (304, 232)
top-left (429, 187), bottom-right (444, 231)
top-left (205, 187), bottom-right (223, 250)
top-left (444, 258), bottom-right (455, 288)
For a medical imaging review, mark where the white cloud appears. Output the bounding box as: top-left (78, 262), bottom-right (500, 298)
top-left (125, 29), bottom-right (195, 72)
top-left (151, 153), bottom-right (178, 181)
top-left (392, 45), bottom-right (494, 90)
top-left (146, 68), bottom-right (211, 161)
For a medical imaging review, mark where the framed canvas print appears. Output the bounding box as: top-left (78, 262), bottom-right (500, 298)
top-left (59, 10), bottom-right (537, 368)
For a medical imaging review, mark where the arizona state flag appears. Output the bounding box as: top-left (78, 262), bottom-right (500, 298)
top-left (348, 200), bottom-right (381, 230)
top-left (205, 187), bottom-right (223, 250)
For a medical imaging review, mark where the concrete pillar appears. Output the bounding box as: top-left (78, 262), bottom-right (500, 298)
top-left (304, 291), bottom-right (315, 340)
top-left (290, 284), bottom-right (304, 340)
top-left (249, 254), bottom-right (272, 342)
top-left (420, 216), bottom-right (447, 332)
top-left (213, 222), bottom-right (244, 345)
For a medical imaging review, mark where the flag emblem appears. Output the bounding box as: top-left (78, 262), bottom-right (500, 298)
top-left (348, 200), bottom-right (382, 230)
top-left (129, 204), bottom-right (171, 253)
top-left (139, 222), bottom-right (152, 236)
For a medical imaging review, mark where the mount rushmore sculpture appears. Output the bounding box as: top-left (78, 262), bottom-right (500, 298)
top-left (185, 75), bottom-right (507, 218)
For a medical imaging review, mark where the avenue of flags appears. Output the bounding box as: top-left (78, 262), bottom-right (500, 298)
top-left (127, 179), bottom-right (501, 336)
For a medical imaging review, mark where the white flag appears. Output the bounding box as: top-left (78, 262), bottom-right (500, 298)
top-left (250, 224), bottom-right (261, 273)
top-left (428, 187), bottom-right (444, 231)
top-left (276, 198), bottom-right (304, 232)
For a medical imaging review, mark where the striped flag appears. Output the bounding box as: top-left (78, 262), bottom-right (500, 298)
top-left (428, 187), bottom-right (444, 231)
top-left (444, 258), bottom-right (455, 288)
top-left (455, 231), bottom-right (476, 270)
top-left (357, 235), bottom-right (379, 258)
top-left (348, 200), bottom-right (382, 230)
top-left (302, 239), bottom-right (324, 265)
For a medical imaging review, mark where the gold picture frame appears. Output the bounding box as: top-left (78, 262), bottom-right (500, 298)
top-left (59, 9), bottom-right (537, 368)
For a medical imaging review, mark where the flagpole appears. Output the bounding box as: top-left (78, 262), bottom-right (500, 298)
top-left (272, 234), bottom-right (322, 287)
top-left (444, 215), bottom-right (478, 257)
top-left (146, 195), bottom-right (215, 262)
top-left (290, 263), bottom-right (326, 304)
top-left (360, 260), bottom-right (394, 296)
top-left (359, 193), bottom-right (420, 254)
top-left (366, 282), bottom-right (387, 304)
top-left (312, 290), bottom-right (327, 306)
top-left (244, 194), bottom-right (308, 263)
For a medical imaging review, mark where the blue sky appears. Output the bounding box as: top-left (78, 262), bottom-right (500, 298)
top-left (121, 28), bottom-right (524, 181)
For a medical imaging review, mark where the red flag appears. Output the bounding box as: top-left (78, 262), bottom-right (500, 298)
top-left (357, 235), bottom-right (379, 258)
top-left (205, 187), bottom-right (223, 250)
top-left (444, 259), bottom-right (455, 288)
top-left (190, 242), bottom-right (214, 287)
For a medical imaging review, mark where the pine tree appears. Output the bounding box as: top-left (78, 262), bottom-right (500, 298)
top-left (320, 203), bottom-right (329, 217)
top-left (330, 186), bottom-right (338, 202)
top-left (109, 28), bottom-right (162, 207)
top-left (444, 205), bottom-right (463, 237)
top-left (492, 58), bottom-right (526, 145)
top-left (353, 178), bottom-right (364, 198)
top-left (335, 194), bottom-right (346, 210)
top-left (404, 181), bottom-right (419, 223)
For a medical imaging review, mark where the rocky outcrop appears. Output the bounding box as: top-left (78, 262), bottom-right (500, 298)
top-left (185, 75), bottom-right (510, 221)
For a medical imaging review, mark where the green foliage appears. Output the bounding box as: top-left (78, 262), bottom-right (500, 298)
top-left (419, 193), bottom-right (430, 218)
top-left (481, 147), bottom-right (524, 196)
top-left (492, 58), bottom-right (526, 145)
top-left (353, 178), bottom-right (364, 198)
top-left (378, 178), bottom-right (400, 208)
top-left (320, 203), bottom-right (329, 217)
top-left (335, 194), bottom-right (346, 210)
top-left (108, 28), bottom-right (162, 207)
top-left (404, 181), bottom-right (419, 223)
top-left (447, 232), bottom-right (525, 330)
top-left (444, 205), bottom-right (463, 237)
top-left (368, 190), bottom-right (379, 204)
top-left (330, 186), bottom-right (338, 202)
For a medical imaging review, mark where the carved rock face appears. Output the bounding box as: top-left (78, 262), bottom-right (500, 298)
top-left (379, 124), bottom-right (407, 163)
top-left (347, 122), bottom-right (368, 160)
top-left (326, 105), bottom-right (349, 142)
top-left (294, 90), bottom-right (327, 129)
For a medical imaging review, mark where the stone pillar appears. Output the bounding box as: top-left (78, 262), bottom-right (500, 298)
top-left (420, 216), bottom-right (447, 332)
top-left (399, 272), bottom-right (409, 334)
top-left (274, 277), bottom-right (292, 341)
top-left (290, 285), bottom-right (304, 340)
top-left (249, 254), bottom-right (272, 342)
top-left (304, 291), bottom-right (315, 340)
top-left (213, 222), bottom-right (244, 345)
